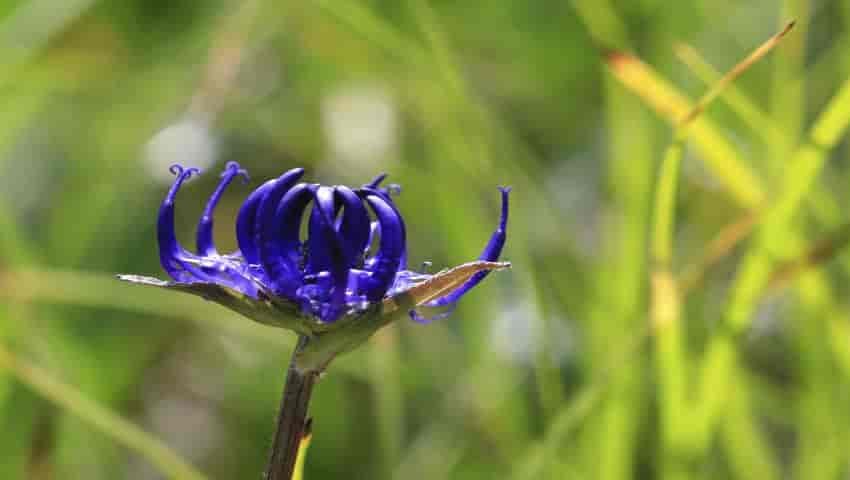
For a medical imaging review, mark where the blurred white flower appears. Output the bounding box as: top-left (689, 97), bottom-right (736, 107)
top-left (321, 84), bottom-right (397, 172)
top-left (145, 119), bottom-right (218, 184)
top-left (545, 153), bottom-right (603, 258)
top-left (490, 300), bottom-right (576, 366)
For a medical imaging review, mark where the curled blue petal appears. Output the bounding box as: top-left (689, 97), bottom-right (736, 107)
top-left (303, 186), bottom-right (349, 322)
top-left (235, 177), bottom-right (278, 266)
top-left (157, 165), bottom-right (258, 296)
top-left (158, 165), bottom-right (204, 282)
top-left (239, 168), bottom-right (304, 266)
top-left (335, 186), bottom-right (370, 267)
top-left (359, 192), bottom-right (406, 301)
top-left (360, 186), bottom-right (407, 269)
top-left (306, 186), bottom-right (339, 274)
top-left (259, 183), bottom-right (316, 298)
top-left (197, 161), bottom-right (249, 256)
top-left (305, 189), bottom-right (350, 322)
top-left (427, 186), bottom-right (510, 307)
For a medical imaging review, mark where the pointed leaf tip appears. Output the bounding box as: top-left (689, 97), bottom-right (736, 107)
top-left (116, 274), bottom-right (173, 287)
top-left (382, 260), bottom-right (510, 313)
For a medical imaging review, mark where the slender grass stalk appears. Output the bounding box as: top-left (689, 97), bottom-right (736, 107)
top-left (604, 50), bottom-right (763, 207)
top-left (768, 2), bottom-right (809, 177)
top-left (645, 25), bottom-right (796, 479)
top-left (791, 273), bottom-right (848, 479)
top-left (773, 11), bottom-right (847, 474)
top-left (0, 343), bottom-right (207, 480)
top-left (695, 64), bottom-right (850, 455)
top-left (652, 142), bottom-right (684, 265)
top-left (606, 24), bottom-right (850, 468)
top-left (675, 43), bottom-right (785, 148)
top-left (650, 141), bottom-right (689, 480)
top-left (680, 21), bottom-right (796, 127)
top-left (570, 0), bottom-right (631, 49)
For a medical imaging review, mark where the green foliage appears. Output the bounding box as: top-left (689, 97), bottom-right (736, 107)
top-left (1, 1), bottom-right (850, 479)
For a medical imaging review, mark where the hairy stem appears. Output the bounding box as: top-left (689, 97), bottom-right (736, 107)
top-left (265, 335), bottom-right (319, 480)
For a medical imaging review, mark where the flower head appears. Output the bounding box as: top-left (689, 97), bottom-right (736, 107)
top-left (135, 161), bottom-right (509, 325)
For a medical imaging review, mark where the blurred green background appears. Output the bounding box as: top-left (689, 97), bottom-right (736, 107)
top-left (2, 0), bottom-right (850, 479)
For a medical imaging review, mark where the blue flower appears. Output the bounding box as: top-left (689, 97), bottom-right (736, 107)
top-left (154, 161), bottom-right (509, 324)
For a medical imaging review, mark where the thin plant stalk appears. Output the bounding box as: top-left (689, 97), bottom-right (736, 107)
top-left (695, 63), bottom-right (850, 451)
top-left (650, 23), bottom-right (795, 478)
top-left (651, 140), bottom-right (689, 480)
top-left (265, 335), bottom-right (319, 480)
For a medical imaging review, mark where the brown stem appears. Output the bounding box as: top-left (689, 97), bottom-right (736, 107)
top-left (265, 335), bottom-right (319, 480)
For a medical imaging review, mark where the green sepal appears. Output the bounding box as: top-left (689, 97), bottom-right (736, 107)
top-left (115, 275), bottom-right (314, 336)
top-left (118, 260), bottom-right (511, 373)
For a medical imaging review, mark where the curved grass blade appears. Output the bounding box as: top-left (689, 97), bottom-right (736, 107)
top-left (0, 343), bottom-right (207, 480)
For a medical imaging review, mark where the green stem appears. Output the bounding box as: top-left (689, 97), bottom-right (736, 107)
top-left (265, 336), bottom-right (319, 480)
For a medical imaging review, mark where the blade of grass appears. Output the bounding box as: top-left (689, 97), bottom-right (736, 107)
top-left (0, 343), bottom-right (207, 480)
top-left (570, 0), bottom-right (630, 48)
top-left (767, 2), bottom-right (809, 177)
top-left (604, 50), bottom-right (763, 207)
top-left (651, 25), bottom-right (794, 479)
top-left (789, 269), bottom-right (848, 480)
top-left (674, 43), bottom-right (784, 148)
top-left (784, 9), bottom-right (850, 456)
top-left (679, 21), bottom-right (796, 126)
top-left (695, 66), bottom-right (850, 453)
top-left (651, 142), bottom-right (690, 480)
